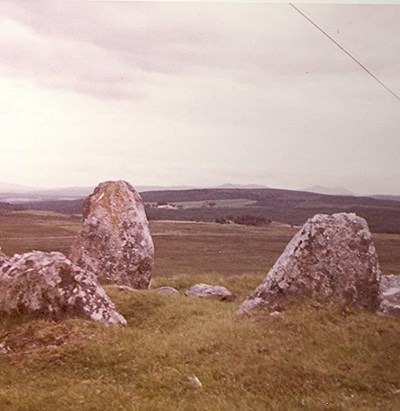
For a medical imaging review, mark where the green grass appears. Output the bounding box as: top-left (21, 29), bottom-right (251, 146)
top-left (1, 211), bottom-right (400, 410)
top-left (1, 291), bottom-right (400, 410)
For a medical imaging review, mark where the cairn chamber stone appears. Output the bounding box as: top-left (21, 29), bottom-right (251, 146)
top-left (70, 181), bottom-right (154, 289)
top-left (238, 213), bottom-right (382, 314)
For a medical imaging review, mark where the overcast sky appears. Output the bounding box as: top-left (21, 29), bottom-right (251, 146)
top-left (0, 2), bottom-right (399, 194)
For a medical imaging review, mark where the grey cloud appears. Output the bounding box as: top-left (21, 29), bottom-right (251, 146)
top-left (2, 3), bottom-right (399, 100)
top-left (0, 17), bottom-right (151, 99)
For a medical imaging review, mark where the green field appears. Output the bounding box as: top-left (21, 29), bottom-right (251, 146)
top-left (0, 211), bottom-right (400, 410)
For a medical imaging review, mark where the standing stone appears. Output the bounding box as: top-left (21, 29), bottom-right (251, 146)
top-left (238, 213), bottom-right (382, 314)
top-left (70, 181), bottom-right (154, 289)
top-left (0, 251), bottom-right (126, 325)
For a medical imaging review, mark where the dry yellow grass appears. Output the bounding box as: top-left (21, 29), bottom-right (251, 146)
top-left (0, 212), bottom-right (400, 410)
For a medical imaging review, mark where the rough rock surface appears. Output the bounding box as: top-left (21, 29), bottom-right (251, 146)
top-left (0, 251), bottom-right (126, 325)
top-left (185, 284), bottom-right (235, 301)
top-left (0, 248), bottom-right (8, 266)
top-left (70, 180), bottom-right (154, 289)
top-left (238, 213), bottom-right (381, 314)
top-left (154, 286), bottom-right (180, 295)
top-left (378, 275), bottom-right (400, 317)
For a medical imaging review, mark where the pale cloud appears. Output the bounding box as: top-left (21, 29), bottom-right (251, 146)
top-left (0, 2), bottom-right (399, 194)
top-left (0, 17), bottom-right (151, 99)
top-left (3, 3), bottom-right (399, 99)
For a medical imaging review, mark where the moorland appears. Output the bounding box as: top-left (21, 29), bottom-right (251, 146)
top-left (0, 209), bottom-right (400, 410)
top-left (3, 187), bottom-right (400, 233)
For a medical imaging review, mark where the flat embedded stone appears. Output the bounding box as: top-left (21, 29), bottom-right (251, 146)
top-left (185, 284), bottom-right (235, 301)
top-left (154, 286), bottom-right (180, 295)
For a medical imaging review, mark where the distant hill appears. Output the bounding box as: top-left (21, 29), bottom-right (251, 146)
top-left (141, 188), bottom-right (400, 233)
top-left (0, 199), bottom-right (85, 214)
top-left (214, 183), bottom-right (268, 189)
top-left (0, 183), bottom-right (268, 203)
top-left (0, 201), bottom-right (22, 211)
top-left (304, 185), bottom-right (354, 196)
top-left (2, 184), bottom-right (355, 203)
top-left (2, 186), bottom-right (400, 233)
top-left (0, 184), bottom-right (196, 203)
top-left (32, 185), bottom-right (198, 197)
top-left (372, 195), bottom-right (400, 202)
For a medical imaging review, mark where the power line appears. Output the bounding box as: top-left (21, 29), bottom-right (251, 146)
top-left (289, 3), bottom-right (400, 103)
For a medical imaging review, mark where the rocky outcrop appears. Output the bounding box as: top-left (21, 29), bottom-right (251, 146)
top-left (185, 284), bottom-right (235, 301)
top-left (0, 251), bottom-right (126, 325)
top-left (70, 180), bottom-right (154, 289)
top-left (238, 213), bottom-right (382, 314)
top-left (378, 275), bottom-right (400, 317)
top-left (154, 286), bottom-right (180, 295)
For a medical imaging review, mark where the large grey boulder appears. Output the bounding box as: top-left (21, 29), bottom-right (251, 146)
top-left (186, 284), bottom-right (235, 301)
top-left (70, 180), bottom-right (154, 289)
top-left (238, 213), bottom-right (382, 314)
top-left (379, 275), bottom-right (400, 317)
top-left (0, 251), bottom-right (126, 325)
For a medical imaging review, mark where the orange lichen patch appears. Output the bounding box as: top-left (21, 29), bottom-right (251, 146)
top-left (93, 182), bottom-right (127, 231)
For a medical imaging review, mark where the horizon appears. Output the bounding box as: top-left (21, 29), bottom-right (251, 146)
top-left (1, 3), bottom-right (399, 195)
top-left (0, 179), bottom-right (399, 198)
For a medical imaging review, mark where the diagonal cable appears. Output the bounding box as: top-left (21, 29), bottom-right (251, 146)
top-left (289, 3), bottom-right (400, 103)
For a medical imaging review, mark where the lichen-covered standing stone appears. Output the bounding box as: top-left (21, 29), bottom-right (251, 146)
top-left (70, 180), bottom-right (154, 289)
top-left (238, 213), bottom-right (382, 314)
top-left (0, 251), bottom-right (126, 325)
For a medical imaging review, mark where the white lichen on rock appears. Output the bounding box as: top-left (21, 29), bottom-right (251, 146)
top-left (378, 274), bottom-right (400, 317)
top-left (0, 251), bottom-right (126, 325)
top-left (185, 283), bottom-right (235, 301)
top-left (70, 180), bottom-right (154, 289)
top-left (0, 248), bottom-right (8, 267)
top-left (238, 213), bottom-right (382, 314)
